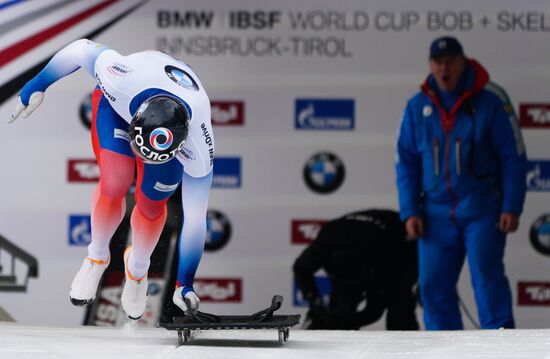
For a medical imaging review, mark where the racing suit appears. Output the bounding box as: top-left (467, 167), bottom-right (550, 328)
top-left (16, 39), bottom-right (214, 301)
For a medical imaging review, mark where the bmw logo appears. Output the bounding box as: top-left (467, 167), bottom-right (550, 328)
top-left (530, 214), bottom-right (550, 256)
top-left (79, 92), bottom-right (93, 130)
top-left (303, 152), bottom-right (345, 194)
top-left (205, 209), bottom-right (232, 252)
top-left (165, 65), bottom-right (199, 91)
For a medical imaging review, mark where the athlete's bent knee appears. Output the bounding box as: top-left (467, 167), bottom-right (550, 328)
top-left (136, 192), bottom-right (167, 221)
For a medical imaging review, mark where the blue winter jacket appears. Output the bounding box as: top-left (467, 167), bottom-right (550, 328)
top-left (396, 59), bottom-right (527, 221)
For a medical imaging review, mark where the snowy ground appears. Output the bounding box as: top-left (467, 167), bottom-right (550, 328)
top-left (1, 322), bottom-right (550, 359)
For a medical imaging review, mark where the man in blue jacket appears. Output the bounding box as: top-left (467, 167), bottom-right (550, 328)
top-left (395, 36), bottom-right (527, 330)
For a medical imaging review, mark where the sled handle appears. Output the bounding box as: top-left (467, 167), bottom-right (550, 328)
top-left (271, 295), bottom-right (283, 312)
top-left (250, 295), bottom-right (283, 322)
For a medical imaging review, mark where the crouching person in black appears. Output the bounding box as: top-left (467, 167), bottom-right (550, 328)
top-left (293, 209), bottom-right (419, 330)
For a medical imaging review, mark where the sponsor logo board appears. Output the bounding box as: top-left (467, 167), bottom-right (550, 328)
top-left (213, 157), bottom-right (241, 188)
top-left (68, 159), bottom-right (99, 182)
top-left (295, 99), bottom-right (354, 130)
top-left (520, 104), bottom-right (550, 128)
top-left (211, 101), bottom-right (244, 126)
top-left (303, 152), bottom-right (345, 194)
top-left (518, 281), bottom-right (550, 306)
top-left (291, 219), bottom-right (327, 244)
top-left (526, 160), bottom-right (550, 192)
top-left (195, 278), bottom-right (242, 302)
top-left (68, 215), bottom-right (92, 246)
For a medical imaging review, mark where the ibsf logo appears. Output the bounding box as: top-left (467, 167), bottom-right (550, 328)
top-left (205, 209), bottom-right (232, 252)
top-left (107, 62), bottom-right (133, 77)
top-left (194, 278), bottom-right (242, 302)
top-left (303, 152), bottom-right (346, 194)
top-left (211, 101), bottom-right (244, 126)
top-left (519, 104), bottom-right (550, 128)
top-left (68, 215), bottom-right (92, 246)
top-left (68, 159), bottom-right (99, 182)
top-left (295, 99), bottom-right (354, 130)
top-left (526, 160), bottom-right (550, 191)
top-left (518, 282), bottom-right (550, 306)
top-left (291, 220), bottom-right (327, 244)
top-left (293, 277), bottom-right (331, 307)
top-left (530, 214), bottom-right (550, 256)
top-left (212, 157), bottom-right (241, 188)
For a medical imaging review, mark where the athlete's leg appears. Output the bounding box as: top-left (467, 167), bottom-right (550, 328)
top-left (70, 88), bottom-right (135, 305)
top-left (126, 158), bottom-right (183, 278)
top-left (88, 88), bottom-right (135, 261)
top-left (120, 158), bottom-right (182, 318)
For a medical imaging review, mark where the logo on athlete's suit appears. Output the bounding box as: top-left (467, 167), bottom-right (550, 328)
top-left (165, 65), bottom-right (199, 91)
top-left (107, 62), bottom-right (133, 77)
top-left (295, 99), bottom-right (354, 130)
top-left (291, 220), bottom-right (328, 245)
top-left (293, 277), bottom-right (331, 307)
top-left (526, 160), bottom-right (550, 191)
top-left (205, 209), bottom-right (232, 252)
top-left (68, 215), bottom-right (92, 246)
top-left (212, 157), bottom-right (241, 188)
top-left (518, 281), bottom-right (550, 306)
top-left (68, 159), bottom-right (99, 182)
top-left (178, 147), bottom-right (196, 161)
top-left (520, 104), bottom-right (550, 128)
top-left (530, 214), bottom-right (550, 256)
top-left (211, 101), bottom-right (245, 126)
top-left (303, 152), bottom-right (346, 194)
top-left (132, 126), bottom-right (182, 163)
top-left (79, 92), bottom-right (93, 130)
top-left (149, 127), bottom-right (173, 151)
top-left (194, 278), bottom-right (242, 302)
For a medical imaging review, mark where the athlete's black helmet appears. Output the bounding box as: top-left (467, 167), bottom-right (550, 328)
top-left (129, 95), bottom-right (190, 164)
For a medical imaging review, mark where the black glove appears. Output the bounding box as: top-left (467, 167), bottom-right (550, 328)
top-left (303, 293), bottom-right (330, 329)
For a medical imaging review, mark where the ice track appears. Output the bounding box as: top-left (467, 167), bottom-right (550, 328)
top-left (1, 322), bottom-right (550, 358)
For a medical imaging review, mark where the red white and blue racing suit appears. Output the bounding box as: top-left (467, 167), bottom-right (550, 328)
top-left (19, 39), bottom-right (214, 297)
top-left (396, 59), bottom-right (527, 329)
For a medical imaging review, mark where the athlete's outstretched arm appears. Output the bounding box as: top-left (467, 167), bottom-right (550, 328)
top-left (8, 39), bottom-right (108, 122)
top-left (176, 170), bottom-right (213, 290)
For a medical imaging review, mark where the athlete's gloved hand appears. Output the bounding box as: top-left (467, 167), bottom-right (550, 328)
top-left (173, 286), bottom-right (200, 314)
top-left (303, 293), bottom-right (330, 329)
top-left (8, 92), bottom-right (44, 123)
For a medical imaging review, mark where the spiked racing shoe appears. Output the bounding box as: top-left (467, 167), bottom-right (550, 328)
top-left (69, 256), bottom-right (110, 306)
top-left (120, 247), bottom-right (148, 320)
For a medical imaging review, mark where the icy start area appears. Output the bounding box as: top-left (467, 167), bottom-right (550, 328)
top-left (1, 322), bottom-right (550, 358)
